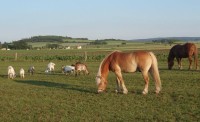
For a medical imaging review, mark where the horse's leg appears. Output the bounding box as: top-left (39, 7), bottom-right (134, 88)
top-left (176, 58), bottom-right (182, 69)
top-left (141, 70), bottom-right (149, 95)
top-left (176, 58), bottom-right (179, 69)
top-left (115, 77), bottom-right (122, 93)
top-left (194, 52), bottom-right (199, 70)
top-left (179, 58), bottom-right (183, 69)
top-left (115, 71), bottom-right (128, 94)
top-left (195, 56), bottom-right (199, 70)
top-left (188, 56), bottom-right (193, 70)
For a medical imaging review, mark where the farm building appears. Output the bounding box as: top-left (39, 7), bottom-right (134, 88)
top-left (76, 45), bottom-right (82, 49)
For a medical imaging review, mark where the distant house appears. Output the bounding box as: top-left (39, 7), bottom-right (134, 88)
top-left (1, 48), bottom-right (10, 50)
top-left (65, 46), bottom-right (70, 49)
top-left (77, 45), bottom-right (82, 49)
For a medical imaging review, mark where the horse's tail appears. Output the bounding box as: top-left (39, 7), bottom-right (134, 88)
top-left (149, 52), bottom-right (162, 94)
top-left (194, 45), bottom-right (199, 70)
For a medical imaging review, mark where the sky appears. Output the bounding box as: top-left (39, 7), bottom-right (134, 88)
top-left (0, 0), bottom-right (200, 42)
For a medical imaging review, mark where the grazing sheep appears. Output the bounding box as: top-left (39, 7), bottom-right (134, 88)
top-left (19, 68), bottom-right (25, 78)
top-left (61, 65), bottom-right (75, 75)
top-left (8, 66), bottom-right (16, 79)
top-left (28, 66), bottom-right (35, 75)
top-left (45, 62), bottom-right (55, 73)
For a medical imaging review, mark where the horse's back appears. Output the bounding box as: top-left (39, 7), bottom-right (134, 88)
top-left (185, 43), bottom-right (198, 55)
top-left (133, 51), bottom-right (153, 69)
top-left (109, 51), bottom-right (153, 72)
top-left (169, 43), bottom-right (197, 58)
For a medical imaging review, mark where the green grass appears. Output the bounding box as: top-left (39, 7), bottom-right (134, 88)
top-left (0, 44), bottom-right (200, 121)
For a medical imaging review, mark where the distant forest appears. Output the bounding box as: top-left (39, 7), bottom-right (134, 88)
top-left (131, 37), bottom-right (200, 42)
top-left (0, 36), bottom-right (89, 49)
top-left (0, 35), bottom-right (126, 49)
top-left (19, 36), bottom-right (88, 42)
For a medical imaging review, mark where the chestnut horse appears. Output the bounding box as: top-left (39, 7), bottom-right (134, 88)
top-left (168, 43), bottom-right (198, 70)
top-left (96, 51), bottom-right (161, 95)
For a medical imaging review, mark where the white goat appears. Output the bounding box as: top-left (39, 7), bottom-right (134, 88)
top-left (8, 66), bottom-right (16, 79)
top-left (19, 68), bottom-right (25, 78)
top-left (45, 62), bottom-right (55, 73)
top-left (61, 65), bottom-right (75, 75)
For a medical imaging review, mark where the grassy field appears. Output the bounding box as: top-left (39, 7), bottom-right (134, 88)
top-left (0, 42), bottom-right (200, 121)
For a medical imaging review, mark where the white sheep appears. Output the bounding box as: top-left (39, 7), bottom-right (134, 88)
top-left (19, 68), bottom-right (25, 78)
top-left (8, 66), bottom-right (16, 79)
top-left (45, 62), bottom-right (55, 73)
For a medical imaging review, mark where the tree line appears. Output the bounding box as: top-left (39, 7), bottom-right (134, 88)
top-left (152, 39), bottom-right (181, 45)
top-left (0, 35), bottom-right (89, 50)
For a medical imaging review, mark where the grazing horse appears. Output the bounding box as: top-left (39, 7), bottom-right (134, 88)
top-left (75, 62), bottom-right (89, 76)
top-left (8, 66), bottom-right (16, 79)
top-left (168, 43), bottom-right (198, 70)
top-left (96, 51), bottom-right (161, 95)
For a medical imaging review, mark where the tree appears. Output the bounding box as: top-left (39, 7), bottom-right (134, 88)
top-left (46, 44), bottom-right (59, 49)
top-left (90, 40), bottom-right (107, 45)
top-left (168, 40), bottom-right (174, 46)
top-left (13, 41), bottom-right (29, 49)
top-left (121, 42), bottom-right (126, 45)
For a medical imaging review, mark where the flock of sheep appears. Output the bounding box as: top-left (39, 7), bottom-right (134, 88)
top-left (7, 62), bottom-right (89, 79)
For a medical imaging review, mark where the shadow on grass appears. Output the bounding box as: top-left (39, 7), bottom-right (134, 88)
top-left (0, 74), bottom-right (8, 78)
top-left (159, 68), bottom-right (200, 72)
top-left (14, 80), bottom-right (95, 94)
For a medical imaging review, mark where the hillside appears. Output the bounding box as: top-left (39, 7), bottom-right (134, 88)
top-left (130, 37), bottom-right (200, 42)
top-left (19, 35), bottom-right (89, 43)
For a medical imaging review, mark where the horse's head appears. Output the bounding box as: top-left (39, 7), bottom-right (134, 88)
top-left (81, 64), bottom-right (90, 75)
top-left (96, 75), bottom-right (107, 93)
top-left (32, 66), bottom-right (35, 70)
top-left (168, 57), bottom-right (174, 70)
top-left (85, 66), bottom-right (89, 75)
top-left (85, 70), bottom-right (89, 75)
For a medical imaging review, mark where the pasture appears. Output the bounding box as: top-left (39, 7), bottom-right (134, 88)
top-left (0, 42), bottom-right (200, 121)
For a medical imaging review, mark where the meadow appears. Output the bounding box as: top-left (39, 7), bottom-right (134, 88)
top-left (0, 42), bottom-right (200, 121)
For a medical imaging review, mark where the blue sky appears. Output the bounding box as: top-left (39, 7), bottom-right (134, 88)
top-left (0, 0), bottom-right (200, 42)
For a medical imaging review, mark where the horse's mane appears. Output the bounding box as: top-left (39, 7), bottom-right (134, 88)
top-left (168, 44), bottom-right (181, 60)
top-left (97, 51), bottom-right (120, 76)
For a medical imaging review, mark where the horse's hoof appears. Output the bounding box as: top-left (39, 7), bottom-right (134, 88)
top-left (155, 90), bottom-right (160, 94)
top-left (142, 90), bottom-right (148, 95)
top-left (115, 89), bottom-right (122, 93)
top-left (97, 90), bottom-right (104, 94)
top-left (123, 90), bottom-right (128, 94)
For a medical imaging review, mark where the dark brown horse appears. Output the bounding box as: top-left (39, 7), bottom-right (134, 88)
top-left (168, 43), bottom-right (198, 70)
